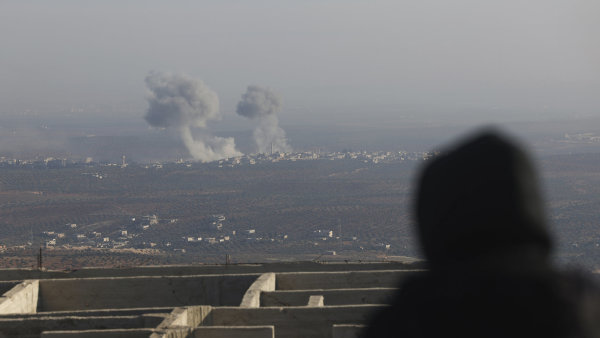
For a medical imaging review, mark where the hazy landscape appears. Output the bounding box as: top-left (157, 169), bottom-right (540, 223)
top-left (1, 1), bottom-right (599, 271)
top-left (0, 118), bottom-right (600, 270)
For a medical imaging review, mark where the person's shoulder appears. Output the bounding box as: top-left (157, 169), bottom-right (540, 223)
top-left (361, 273), bottom-right (435, 338)
top-left (553, 269), bottom-right (600, 337)
top-left (555, 269), bottom-right (600, 301)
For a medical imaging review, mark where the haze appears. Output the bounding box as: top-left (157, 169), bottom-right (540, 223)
top-left (1, 1), bottom-right (599, 159)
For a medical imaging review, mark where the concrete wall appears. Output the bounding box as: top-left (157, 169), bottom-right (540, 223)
top-left (41, 329), bottom-right (155, 338)
top-left (0, 270), bottom-right (70, 282)
top-left (0, 280), bottom-right (39, 314)
top-left (157, 306), bottom-right (212, 329)
top-left (0, 264), bottom-right (421, 337)
top-left (307, 295), bottom-right (324, 307)
top-left (0, 314), bottom-right (165, 338)
top-left (150, 328), bottom-right (190, 338)
top-left (240, 273), bottom-right (276, 308)
top-left (275, 270), bottom-right (420, 290)
top-left (332, 324), bottom-right (365, 338)
top-left (153, 306), bottom-right (274, 338)
top-left (0, 261), bottom-right (423, 281)
top-left (0, 307), bottom-right (174, 319)
top-left (40, 329), bottom-right (154, 338)
top-left (206, 305), bottom-right (386, 338)
top-left (0, 282), bottom-right (19, 295)
top-left (38, 274), bottom-right (259, 312)
top-left (189, 326), bottom-right (274, 338)
top-left (261, 288), bottom-right (397, 306)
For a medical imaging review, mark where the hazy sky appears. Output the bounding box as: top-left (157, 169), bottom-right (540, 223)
top-left (1, 1), bottom-right (599, 126)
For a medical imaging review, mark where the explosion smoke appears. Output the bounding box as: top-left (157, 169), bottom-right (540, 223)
top-left (236, 85), bottom-right (291, 154)
top-left (144, 72), bottom-right (241, 162)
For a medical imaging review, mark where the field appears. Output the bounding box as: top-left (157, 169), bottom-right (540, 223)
top-left (0, 153), bottom-right (599, 270)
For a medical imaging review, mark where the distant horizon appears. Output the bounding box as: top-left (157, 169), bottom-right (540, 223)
top-left (1, 112), bottom-right (600, 162)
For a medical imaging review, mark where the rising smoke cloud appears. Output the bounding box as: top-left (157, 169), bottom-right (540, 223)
top-left (236, 85), bottom-right (291, 154)
top-left (144, 72), bottom-right (242, 162)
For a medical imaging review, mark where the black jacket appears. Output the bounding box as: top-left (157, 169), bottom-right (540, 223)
top-left (364, 130), bottom-right (600, 337)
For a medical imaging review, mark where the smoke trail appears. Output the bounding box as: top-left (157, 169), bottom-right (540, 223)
top-left (144, 72), bottom-right (242, 162)
top-left (236, 85), bottom-right (291, 153)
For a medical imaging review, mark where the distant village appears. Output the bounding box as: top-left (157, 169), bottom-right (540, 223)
top-left (37, 214), bottom-right (212, 252)
top-left (33, 210), bottom-right (395, 256)
top-left (0, 149), bottom-right (432, 255)
top-left (0, 149), bottom-right (433, 170)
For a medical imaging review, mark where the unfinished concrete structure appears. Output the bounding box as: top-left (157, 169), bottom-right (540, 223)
top-left (0, 261), bottom-right (423, 337)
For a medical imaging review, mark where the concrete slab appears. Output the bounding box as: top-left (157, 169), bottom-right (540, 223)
top-left (240, 273), bottom-right (275, 308)
top-left (38, 274), bottom-right (259, 311)
top-left (307, 296), bottom-right (324, 307)
top-left (275, 270), bottom-right (420, 290)
top-left (0, 263), bottom-right (421, 337)
top-left (0, 282), bottom-right (20, 295)
top-left (41, 328), bottom-right (156, 338)
top-left (157, 306), bottom-right (212, 329)
top-left (149, 328), bottom-right (192, 338)
top-left (0, 315), bottom-right (164, 338)
top-left (0, 280), bottom-right (39, 314)
top-left (206, 304), bottom-right (386, 338)
top-left (261, 288), bottom-right (398, 306)
top-left (0, 270), bottom-right (70, 282)
top-left (0, 261), bottom-right (423, 281)
top-left (332, 324), bottom-right (366, 338)
top-left (190, 326), bottom-right (274, 338)
top-left (0, 307), bottom-right (174, 319)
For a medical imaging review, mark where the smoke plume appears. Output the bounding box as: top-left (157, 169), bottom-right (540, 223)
top-left (236, 85), bottom-right (291, 153)
top-left (144, 72), bottom-right (241, 162)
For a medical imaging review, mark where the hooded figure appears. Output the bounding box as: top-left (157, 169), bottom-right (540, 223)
top-left (364, 129), bottom-right (600, 337)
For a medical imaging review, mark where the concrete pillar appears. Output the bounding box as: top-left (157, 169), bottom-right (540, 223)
top-left (0, 280), bottom-right (39, 314)
top-left (157, 306), bottom-right (212, 329)
top-left (307, 295), bottom-right (324, 307)
top-left (240, 273), bottom-right (276, 308)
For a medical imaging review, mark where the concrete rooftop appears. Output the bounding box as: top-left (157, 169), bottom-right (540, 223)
top-left (0, 260), bottom-right (424, 337)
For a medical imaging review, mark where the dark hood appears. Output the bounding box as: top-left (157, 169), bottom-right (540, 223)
top-left (415, 129), bottom-right (552, 269)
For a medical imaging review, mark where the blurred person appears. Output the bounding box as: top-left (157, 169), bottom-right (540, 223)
top-left (364, 129), bottom-right (600, 337)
